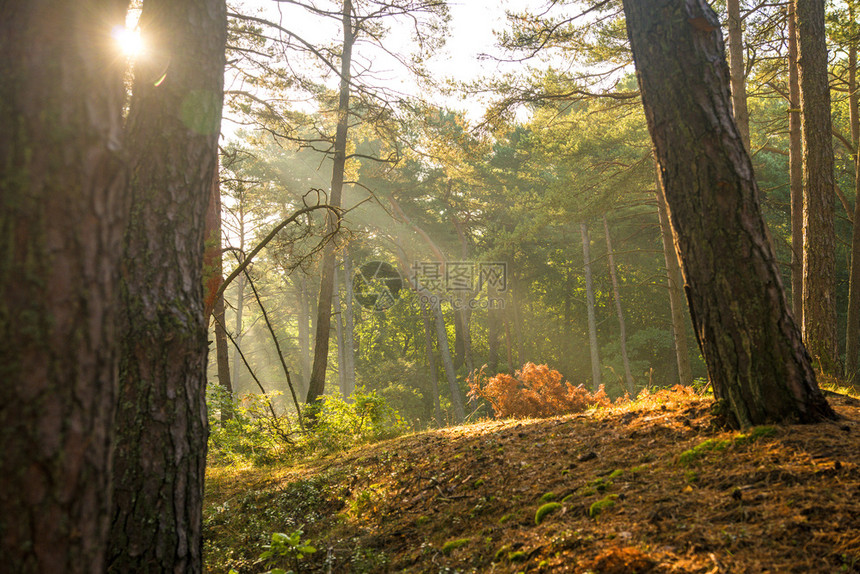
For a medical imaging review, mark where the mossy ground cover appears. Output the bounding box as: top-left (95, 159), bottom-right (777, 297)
top-left (205, 387), bottom-right (860, 573)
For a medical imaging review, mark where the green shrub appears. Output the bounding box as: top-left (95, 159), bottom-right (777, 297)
top-left (206, 384), bottom-right (410, 466)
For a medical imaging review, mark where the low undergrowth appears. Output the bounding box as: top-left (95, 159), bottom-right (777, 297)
top-left (205, 383), bottom-right (860, 573)
top-left (206, 385), bottom-right (410, 466)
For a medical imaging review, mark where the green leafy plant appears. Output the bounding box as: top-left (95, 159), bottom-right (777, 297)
top-left (258, 529), bottom-right (316, 574)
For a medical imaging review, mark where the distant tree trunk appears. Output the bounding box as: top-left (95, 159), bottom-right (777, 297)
top-left (421, 301), bottom-right (443, 426)
top-left (726, 0), bottom-right (751, 151)
top-left (510, 277), bottom-right (525, 365)
top-left (214, 293), bottom-right (233, 421)
top-left (504, 315), bottom-right (515, 372)
top-left (342, 253), bottom-right (357, 397)
top-left (435, 300), bottom-right (466, 424)
top-left (788, 3), bottom-right (804, 323)
top-left (0, 2), bottom-right (129, 571)
top-left (622, 0), bottom-right (836, 427)
top-left (204, 165), bottom-right (232, 419)
top-left (232, 219), bottom-right (247, 394)
top-left (333, 265), bottom-right (350, 398)
top-left (454, 308), bottom-right (466, 370)
top-left (655, 170), bottom-right (694, 387)
top-left (108, 0), bottom-right (226, 572)
top-left (454, 308), bottom-right (475, 374)
top-left (292, 274), bottom-right (311, 397)
top-left (487, 285), bottom-right (501, 373)
top-left (845, 13), bottom-right (860, 378)
top-left (580, 222), bottom-right (602, 389)
top-left (307, 0), bottom-right (352, 405)
top-left (603, 216), bottom-right (635, 394)
top-left (796, 0), bottom-right (838, 375)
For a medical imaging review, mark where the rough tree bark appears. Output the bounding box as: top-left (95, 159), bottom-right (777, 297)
top-left (580, 222), bottom-right (602, 389)
top-left (307, 0), bottom-right (353, 405)
top-left (108, 0), bottom-right (226, 572)
top-left (655, 173), bottom-right (694, 387)
top-left (621, 0), bottom-right (836, 427)
top-left (726, 0), bottom-right (751, 151)
top-left (843, 4), bottom-right (860, 378)
top-left (796, 0), bottom-right (838, 375)
top-left (0, 2), bottom-right (129, 572)
top-left (788, 3), bottom-right (805, 322)
top-left (603, 216), bottom-right (635, 394)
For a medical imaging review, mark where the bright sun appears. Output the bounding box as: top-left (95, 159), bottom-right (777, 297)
top-left (112, 25), bottom-right (143, 57)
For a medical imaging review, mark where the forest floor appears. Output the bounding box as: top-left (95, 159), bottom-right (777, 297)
top-left (204, 387), bottom-right (860, 573)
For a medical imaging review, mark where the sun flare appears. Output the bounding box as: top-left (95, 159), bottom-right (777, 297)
top-left (112, 25), bottom-right (143, 57)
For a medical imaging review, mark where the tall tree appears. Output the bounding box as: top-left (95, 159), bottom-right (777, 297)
top-left (788, 2), bottom-right (805, 322)
top-left (796, 0), bottom-right (838, 374)
top-left (580, 222), bottom-right (602, 389)
top-left (655, 174), bottom-right (694, 387)
top-left (843, 0), bottom-right (860, 377)
top-left (726, 0), bottom-right (751, 151)
top-left (0, 2), bottom-right (130, 571)
top-left (205, 171), bottom-right (233, 419)
top-left (108, 0), bottom-right (226, 572)
top-left (621, 0), bottom-right (836, 426)
top-left (306, 0), bottom-right (354, 406)
top-left (603, 216), bottom-right (635, 394)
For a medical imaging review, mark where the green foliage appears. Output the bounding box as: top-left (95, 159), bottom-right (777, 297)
top-left (258, 530), bottom-right (316, 574)
top-left (311, 388), bottom-right (411, 453)
top-left (204, 472), bottom-right (337, 572)
top-left (206, 384), bottom-right (410, 466)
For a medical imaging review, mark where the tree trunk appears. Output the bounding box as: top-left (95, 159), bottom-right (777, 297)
top-left (845, 13), bottom-right (860, 377)
top-left (232, 219), bottom-right (247, 394)
top-left (655, 169), bottom-right (694, 387)
top-left (293, 274), bottom-right (311, 398)
top-left (454, 307), bottom-right (466, 370)
top-left (307, 0), bottom-right (352, 405)
top-left (214, 292), bottom-right (233, 421)
top-left (108, 0), bottom-right (226, 572)
top-left (580, 222), bottom-right (602, 389)
top-left (421, 301), bottom-right (443, 426)
top-left (726, 0), bottom-right (751, 151)
top-left (796, 0), bottom-right (839, 375)
top-left (603, 216), bottom-right (635, 394)
top-left (434, 300), bottom-right (466, 423)
top-left (0, 2), bottom-right (129, 571)
top-left (334, 264), bottom-right (348, 396)
top-left (621, 0), bottom-right (836, 427)
top-left (487, 285), bottom-right (501, 373)
top-left (342, 252), bottom-right (357, 397)
top-left (510, 278), bottom-right (525, 366)
top-left (204, 163), bottom-right (232, 419)
top-left (788, 3), bottom-right (805, 322)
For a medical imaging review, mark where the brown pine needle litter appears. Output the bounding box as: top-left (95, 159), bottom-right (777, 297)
top-left (205, 387), bottom-right (860, 573)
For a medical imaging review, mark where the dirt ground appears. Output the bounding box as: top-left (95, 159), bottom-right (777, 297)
top-left (204, 388), bottom-right (860, 573)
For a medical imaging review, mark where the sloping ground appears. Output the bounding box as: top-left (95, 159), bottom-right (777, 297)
top-left (204, 389), bottom-right (860, 573)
